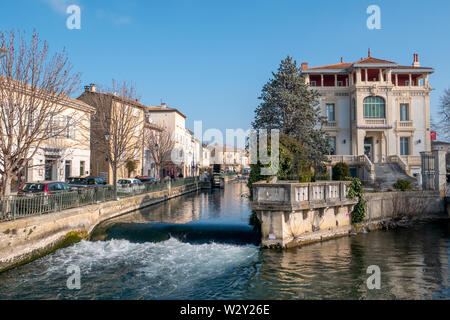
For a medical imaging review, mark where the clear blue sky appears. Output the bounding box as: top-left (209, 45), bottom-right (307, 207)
top-left (1, 0), bottom-right (449, 139)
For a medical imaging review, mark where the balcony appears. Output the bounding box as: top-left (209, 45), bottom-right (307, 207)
top-left (364, 119), bottom-right (386, 126)
top-left (324, 121), bottom-right (337, 128)
top-left (395, 120), bottom-right (414, 131)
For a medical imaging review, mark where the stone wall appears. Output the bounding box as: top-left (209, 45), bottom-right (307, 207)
top-left (364, 191), bottom-right (445, 224)
top-left (252, 180), bottom-right (447, 249)
top-left (0, 182), bottom-right (201, 272)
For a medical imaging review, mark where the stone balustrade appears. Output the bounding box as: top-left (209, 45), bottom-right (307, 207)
top-left (251, 180), bottom-right (357, 248)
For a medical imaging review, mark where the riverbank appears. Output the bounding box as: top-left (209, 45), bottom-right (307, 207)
top-left (0, 182), bottom-right (447, 299)
top-left (0, 181), bottom-right (206, 272)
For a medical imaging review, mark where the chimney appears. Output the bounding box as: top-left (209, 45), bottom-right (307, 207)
top-left (84, 85), bottom-right (91, 92)
top-left (90, 83), bottom-right (96, 92)
top-left (301, 62), bottom-right (308, 70)
top-left (340, 57), bottom-right (343, 63)
top-left (413, 53), bottom-right (420, 67)
top-left (161, 102), bottom-right (167, 108)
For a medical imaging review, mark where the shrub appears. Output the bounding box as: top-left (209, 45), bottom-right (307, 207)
top-left (314, 172), bottom-right (330, 181)
top-left (347, 178), bottom-right (366, 223)
top-left (332, 162), bottom-right (350, 181)
top-left (393, 179), bottom-right (413, 191)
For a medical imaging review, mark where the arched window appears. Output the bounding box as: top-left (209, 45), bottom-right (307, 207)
top-left (363, 96), bottom-right (385, 118)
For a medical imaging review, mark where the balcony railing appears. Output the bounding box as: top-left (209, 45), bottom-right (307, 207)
top-left (396, 120), bottom-right (413, 129)
top-left (364, 119), bottom-right (386, 126)
top-left (251, 181), bottom-right (356, 211)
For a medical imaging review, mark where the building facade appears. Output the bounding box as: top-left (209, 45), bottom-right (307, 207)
top-left (78, 84), bottom-right (145, 183)
top-left (22, 98), bottom-right (95, 184)
top-left (301, 52), bottom-right (434, 177)
top-left (145, 103), bottom-right (194, 178)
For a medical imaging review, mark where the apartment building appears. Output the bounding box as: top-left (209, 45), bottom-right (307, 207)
top-left (145, 103), bottom-right (193, 178)
top-left (20, 97), bottom-right (95, 184)
top-left (78, 84), bottom-right (145, 183)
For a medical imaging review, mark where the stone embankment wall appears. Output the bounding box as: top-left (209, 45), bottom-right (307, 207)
top-left (0, 182), bottom-right (204, 272)
top-left (252, 181), bottom-right (447, 249)
top-left (362, 191), bottom-right (447, 230)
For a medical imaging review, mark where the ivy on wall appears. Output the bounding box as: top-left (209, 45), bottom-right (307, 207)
top-left (347, 178), bottom-right (366, 223)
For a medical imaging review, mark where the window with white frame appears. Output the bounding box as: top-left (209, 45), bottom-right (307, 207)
top-left (400, 137), bottom-right (410, 155)
top-left (326, 104), bottom-right (335, 122)
top-left (363, 96), bottom-right (385, 118)
top-left (327, 137), bottom-right (336, 155)
top-left (400, 104), bottom-right (409, 121)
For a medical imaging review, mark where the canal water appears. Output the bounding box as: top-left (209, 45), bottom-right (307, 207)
top-left (0, 181), bottom-right (448, 300)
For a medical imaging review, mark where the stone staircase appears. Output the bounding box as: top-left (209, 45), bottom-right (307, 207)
top-left (373, 163), bottom-right (418, 190)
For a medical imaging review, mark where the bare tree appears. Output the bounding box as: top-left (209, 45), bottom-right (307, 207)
top-left (144, 124), bottom-right (175, 180)
top-left (437, 88), bottom-right (450, 140)
top-left (0, 30), bottom-right (80, 196)
top-left (79, 81), bottom-right (144, 198)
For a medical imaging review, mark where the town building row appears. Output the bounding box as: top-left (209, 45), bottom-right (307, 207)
top-left (10, 83), bottom-right (249, 187)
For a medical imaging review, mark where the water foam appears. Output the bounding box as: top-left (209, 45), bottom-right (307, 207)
top-left (0, 238), bottom-right (260, 299)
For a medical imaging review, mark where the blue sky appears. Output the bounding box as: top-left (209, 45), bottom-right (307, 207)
top-left (1, 0), bottom-right (449, 138)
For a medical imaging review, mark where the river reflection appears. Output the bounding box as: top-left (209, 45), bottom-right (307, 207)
top-left (0, 181), bottom-right (448, 300)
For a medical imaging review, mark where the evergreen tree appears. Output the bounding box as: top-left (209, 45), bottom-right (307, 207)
top-left (252, 56), bottom-right (330, 166)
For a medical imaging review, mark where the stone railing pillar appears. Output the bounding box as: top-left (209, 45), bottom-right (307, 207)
top-left (433, 150), bottom-right (447, 196)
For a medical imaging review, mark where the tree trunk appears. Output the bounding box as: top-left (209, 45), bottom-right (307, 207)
top-left (112, 162), bottom-right (118, 200)
top-left (2, 173), bottom-right (13, 197)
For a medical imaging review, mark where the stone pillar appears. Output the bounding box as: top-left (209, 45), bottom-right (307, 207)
top-left (356, 69), bottom-right (361, 83)
top-left (321, 74), bottom-right (324, 87)
top-left (335, 74), bottom-right (338, 87)
top-left (433, 150), bottom-right (447, 196)
top-left (387, 70), bottom-right (392, 84)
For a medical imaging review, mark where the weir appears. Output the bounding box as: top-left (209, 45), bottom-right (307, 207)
top-left (251, 181), bottom-right (357, 248)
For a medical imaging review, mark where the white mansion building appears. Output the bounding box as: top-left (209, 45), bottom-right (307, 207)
top-left (301, 51), bottom-right (434, 180)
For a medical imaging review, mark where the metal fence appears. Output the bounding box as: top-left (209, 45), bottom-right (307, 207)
top-left (0, 177), bottom-right (199, 222)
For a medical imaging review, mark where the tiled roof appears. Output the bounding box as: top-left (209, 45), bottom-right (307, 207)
top-left (146, 105), bottom-right (187, 118)
top-left (353, 57), bottom-right (397, 64)
top-left (306, 62), bottom-right (353, 70)
top-left (303, 56), bottom-right (433, 72)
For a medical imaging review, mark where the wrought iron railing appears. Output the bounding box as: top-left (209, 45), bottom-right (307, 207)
top-left (0, 176), bottom-right (200, 222)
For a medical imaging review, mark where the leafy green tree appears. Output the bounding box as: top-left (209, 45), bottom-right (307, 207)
top-left (252, 56), bottom-right (330, 166)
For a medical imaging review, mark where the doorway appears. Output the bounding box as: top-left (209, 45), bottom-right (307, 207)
top-left (364, 137), bottom-right (373, 162)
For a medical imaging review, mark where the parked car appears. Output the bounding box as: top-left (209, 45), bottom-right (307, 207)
top-left (15, 181), bottom-right (73, 214)
top-left (135, 176), bottom-right (156, 183)
top-left (67, 176), bottom-right (111, 191)
top-left (117, 178), bottom-right (145, 193)
top-left (18, 181), bottom-right (72, 196)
